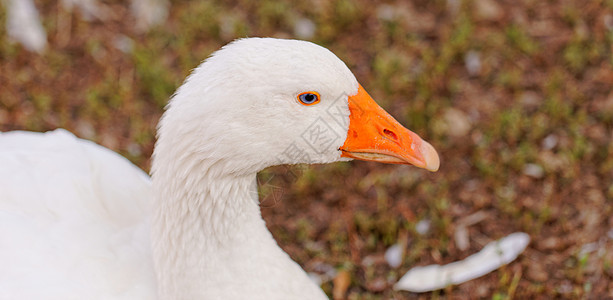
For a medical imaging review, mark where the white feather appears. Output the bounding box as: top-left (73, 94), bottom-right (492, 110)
top-left (0, 129), bottom-right (155, 299)
top-left (394, 232), bottom-right (530, 292)
top-left (0, 38), bottom-right (359, 299)
top-left (4, 0), bottom-right (47, 53)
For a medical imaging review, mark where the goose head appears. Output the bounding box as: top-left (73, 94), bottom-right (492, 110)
top-left (155, 38), bottom-right (439, 176)
top-left (151, 37), bottom-right (440, 299)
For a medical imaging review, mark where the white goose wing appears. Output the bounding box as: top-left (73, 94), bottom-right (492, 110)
top-left (0, 129), bottom-right (156, 300)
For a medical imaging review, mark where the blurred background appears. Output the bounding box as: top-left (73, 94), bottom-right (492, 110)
top-left (1, 0), bottom-right (612, 298)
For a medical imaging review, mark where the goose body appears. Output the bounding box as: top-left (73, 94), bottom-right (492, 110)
top-left (0, 129), bottom-right (156, 299)
top-left (0, 38), bottom-right (439, 299)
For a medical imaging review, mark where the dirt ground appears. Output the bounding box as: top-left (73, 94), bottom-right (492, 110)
top-left (1, 0), bottom-right (612, 299)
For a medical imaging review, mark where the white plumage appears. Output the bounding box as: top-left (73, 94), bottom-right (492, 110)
top-left (0, 38), bottom-right (439, 299)
top-left (0, 129), bottom-right (156, 299)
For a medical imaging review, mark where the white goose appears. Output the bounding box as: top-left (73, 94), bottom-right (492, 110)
top-left (0, 38), bottom-right (439, 299)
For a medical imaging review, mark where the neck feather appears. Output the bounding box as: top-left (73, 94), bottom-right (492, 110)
top-left (150, 140), bottom-right (326, 299)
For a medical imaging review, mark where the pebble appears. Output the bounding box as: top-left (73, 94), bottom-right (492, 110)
top-left (384, 243), bottom-right (404, 268)
top-left (474, 0), bottom-right (503, 21)
top-left (113, 35), bottom-right (134, 54)
top-left (294, 18), bottom-right (316, 40)
top-left (464, 50), bottom-right (481, 76)
top-left (542, 134), bottom-right (558, 150)
top-left (444, 108), bottom-right (472, 137)
top-left (415, 219), bottom-right (431, 235)
top-left (523, 163), bottom-right (544, 179)
top-left (538, 236), bottom-right (568, 251)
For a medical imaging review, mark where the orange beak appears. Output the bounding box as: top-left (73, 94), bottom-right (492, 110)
top-left (340, 84), bottom-right (440, 172)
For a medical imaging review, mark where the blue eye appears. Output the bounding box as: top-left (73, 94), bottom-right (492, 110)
top-left (297, 92), bottom-right (320, 106)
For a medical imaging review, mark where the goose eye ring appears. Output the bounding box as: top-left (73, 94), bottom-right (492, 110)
top-left (297, 92), bottom-right (320, 106)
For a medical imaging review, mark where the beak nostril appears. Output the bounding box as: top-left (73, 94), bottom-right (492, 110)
top-left (383, 129), bottom-right (398, 141)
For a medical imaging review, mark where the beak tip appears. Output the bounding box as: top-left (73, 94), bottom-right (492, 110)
top-left (420, 141), bottom-right (440, 172)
